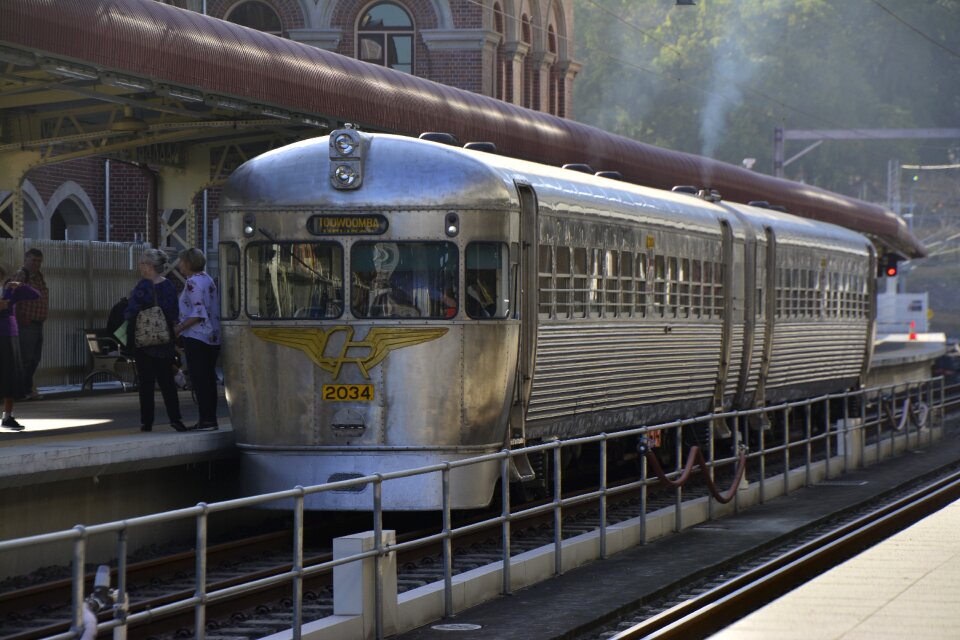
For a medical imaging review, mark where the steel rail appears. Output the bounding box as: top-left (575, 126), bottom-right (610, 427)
top-left (609, 469), bottom-right (960, 639)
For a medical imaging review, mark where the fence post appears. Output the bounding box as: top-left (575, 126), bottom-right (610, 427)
top-left (333, 530), bottom-right (397, 639)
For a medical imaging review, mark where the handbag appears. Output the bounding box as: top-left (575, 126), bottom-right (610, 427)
top-left (134, 284), bottom-right (172, 347)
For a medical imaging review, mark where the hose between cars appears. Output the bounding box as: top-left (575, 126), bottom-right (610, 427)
top-left (644, 445), bottom-right (748, 505)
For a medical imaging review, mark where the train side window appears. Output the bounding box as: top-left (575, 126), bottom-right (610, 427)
top-left (603, 249), bottom-right (618, 317)
top-left (538, 244), bottom-right (554, 319)
top-left (703, 261), bottom-right (714, 318)
top-left (351, 241), bottom-right (458, 319)
top-left (713, 262), bottom-right (725, 318)
top-left (620, 251), bottom-right (634, 317)
top-left (589, 249), bottom-right (603, 318)
top-left (572, 247), bottom-right (588, 317)
top-left (555, 246), bottom-right (572, 318)
top-left (466, 242), bottom-right (509, 319)
top-left (690, 259), bottom-right (702, 319)
top-left (653, 255), bottom-right (666, 317)
top-left (246, 241), bottom-right (344, 319)
top-left (679, 258), bottom-right (690, 318)
top-left (635, 252), bottom-right (647, 317)
top-left (218, 242), bottom-right (241, 320)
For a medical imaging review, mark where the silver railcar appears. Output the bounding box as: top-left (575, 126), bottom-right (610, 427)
top-left (219, 130), bottom-right (875, 509)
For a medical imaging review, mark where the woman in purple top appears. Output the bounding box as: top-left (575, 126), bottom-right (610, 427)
top-left (1, 264), bottom-right (39, 431)
top-left (174, 248), bottom-right (221, 430)
top-left (124, 249), bottom-right (186, 433)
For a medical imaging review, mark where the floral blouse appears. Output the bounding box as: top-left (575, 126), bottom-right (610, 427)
top-left (179, 272), bottom-right (221, 346)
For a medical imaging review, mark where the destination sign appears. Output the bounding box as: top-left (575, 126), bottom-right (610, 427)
top-left (308, 214), bottom-right (388, 236)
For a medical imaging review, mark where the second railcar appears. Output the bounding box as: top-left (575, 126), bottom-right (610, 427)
top-left (219, 129), bottom-right (875, 509)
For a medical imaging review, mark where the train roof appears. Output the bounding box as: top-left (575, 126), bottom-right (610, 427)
top-left (224, 132), bottom-right (872, 256)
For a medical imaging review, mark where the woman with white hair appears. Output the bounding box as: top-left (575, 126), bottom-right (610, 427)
top-left (124, 249), bottom-right (186, 432)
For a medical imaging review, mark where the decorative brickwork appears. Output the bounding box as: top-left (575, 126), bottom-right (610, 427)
top-left (23, 0), bottom-right (577, 242)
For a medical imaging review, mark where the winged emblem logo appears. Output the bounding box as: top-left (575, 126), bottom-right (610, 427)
top-left (251, 326), bottom-right (449, 379)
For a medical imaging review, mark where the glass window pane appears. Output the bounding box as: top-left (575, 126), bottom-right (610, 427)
top-left (359, 35), bottom-right (385, 63)
top-left (361, 3), bottom-right (413, 28)
top-left (219, 242), bottom-right (240, 320)
top-left (351, 242), bottom-right (458, 319)
top-left (466, 242), bottom-right (509, 319)
top-left (246, 242), bottom-right (343, 319)
top-left (388, 35), bottom-right (412, 73)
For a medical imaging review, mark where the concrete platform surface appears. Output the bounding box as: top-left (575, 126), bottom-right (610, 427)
top-left (393, 426), bottom-right (960, 640)
top-left (0, 387), bottom-right (234, 488)
top-left (713, 497), bottom-right (960, 640)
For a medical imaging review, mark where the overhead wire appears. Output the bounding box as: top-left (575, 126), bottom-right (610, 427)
top-left (871, 0), bottom-right (960, 59)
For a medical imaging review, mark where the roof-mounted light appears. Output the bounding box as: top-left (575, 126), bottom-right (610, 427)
top-left (334, 132), bottom-right (359, 156)
top-left (334, 164), bottom-right (360, 187)
top-left (329, 126), bottom-right (365, 190)
top-left (101, 72), bottom-right (153, 92)
top-left (156, 84), bottom-right (205, 103)
top-left (40, 57), bottom-right (98, 80)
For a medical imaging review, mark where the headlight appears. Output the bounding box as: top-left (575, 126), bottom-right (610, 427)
top-left (334, 164), bottom-right (359, 187)
top-left (334, 133), bottom-right (357, 156)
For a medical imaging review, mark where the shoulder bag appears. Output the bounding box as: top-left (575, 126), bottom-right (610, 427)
top-left (135, 283), bottom-right (172, 348)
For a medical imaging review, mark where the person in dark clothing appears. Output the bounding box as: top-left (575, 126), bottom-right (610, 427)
top-left (1, 264), bottom-right (40, 431)
top-left (124, 249), bottom-right (186, 433)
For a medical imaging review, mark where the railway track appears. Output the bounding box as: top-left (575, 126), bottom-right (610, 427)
top-left (0, 478), bottom-right (706, 639)
top-left (2, 383), bottom-right (956, 639)
top-left (582, 464), bottom-right (960, 640)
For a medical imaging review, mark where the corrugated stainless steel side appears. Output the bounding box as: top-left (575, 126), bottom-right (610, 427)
top-left (725, 324), bottom-right (745, 397)
top-left (766, 322), bottom-right (869, 389)
top-left (743, 325), bottom-right (765, 396)
top-left (0, 238), bottom-right (146, 386)
top-left (528, 322), bottom-right (722, 421)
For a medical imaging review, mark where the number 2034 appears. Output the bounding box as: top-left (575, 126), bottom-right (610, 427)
top-left (322, 384), bottom-right (375, 402)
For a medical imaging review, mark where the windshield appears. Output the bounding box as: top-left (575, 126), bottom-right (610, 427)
top-left (246, 242), bottom-right (344, 319)
top-left (351, 242), bottom-right (458, 319)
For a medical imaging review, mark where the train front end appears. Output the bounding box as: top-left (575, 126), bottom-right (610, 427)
top-left (218, 130), bottom-right (520, 509)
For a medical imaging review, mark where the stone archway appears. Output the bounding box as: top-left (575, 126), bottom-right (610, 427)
top-left (47, 181), bottom-right (97, 241)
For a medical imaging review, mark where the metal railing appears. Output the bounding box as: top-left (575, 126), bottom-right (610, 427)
top-left (0, 377), bottom-right (944, 640)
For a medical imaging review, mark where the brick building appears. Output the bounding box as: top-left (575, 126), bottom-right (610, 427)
top-left (0, 0), bottom-right (578, 245)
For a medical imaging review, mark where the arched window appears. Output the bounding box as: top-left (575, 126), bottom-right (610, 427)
top-left (357, 2), bottom-right (415, 74)
top-left (225, 1), bottom-right (283, 37)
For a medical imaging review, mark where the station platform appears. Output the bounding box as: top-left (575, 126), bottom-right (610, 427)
top-left (392, 422), bottom-right (960, 640)
top-left (0, 384), bottom-right (234, 489)
top-left (713, 497), bottom-right (960, 640)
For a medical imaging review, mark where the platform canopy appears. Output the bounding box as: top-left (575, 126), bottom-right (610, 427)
top-left (0, 0), bottom-right (925, 258)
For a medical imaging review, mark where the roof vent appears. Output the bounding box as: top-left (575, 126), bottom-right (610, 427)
top-left (769, 205), bottom-right (787, 212)
top-left (595, 171), bottom-right (623, 180)
top-left (748, 200), bottom-right (771, 209)
top-left (464, 141), bottom-right (497, 153)
top-left (698, 189), bottom-right (722, 202)
top-left (419, 132), bottom-right (461, 146)
top-left (672, 185), bottom-right (698, 194)
top-left (562, 163), bottom-right (594, 174)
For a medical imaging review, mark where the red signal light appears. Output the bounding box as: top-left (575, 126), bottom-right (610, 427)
top-left (885, 265), bottom-right (898, 277)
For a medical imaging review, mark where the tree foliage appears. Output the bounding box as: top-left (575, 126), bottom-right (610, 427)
top-left (573, 0), bottom-right (960, 201)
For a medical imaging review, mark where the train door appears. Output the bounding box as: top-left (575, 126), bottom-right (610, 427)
top-left (510, 183), bottom-right (538, 451)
